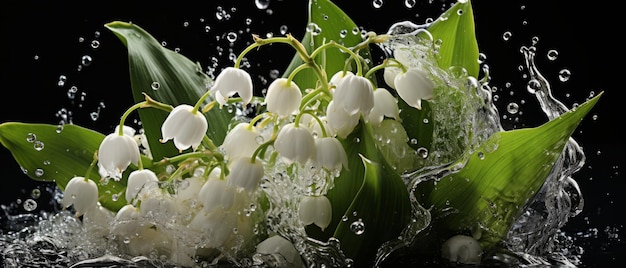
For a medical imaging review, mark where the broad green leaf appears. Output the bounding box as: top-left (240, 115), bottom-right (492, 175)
top-left (305, 120), bottom-right (412, 267)
top-left (0, 123), bottom-right (127, 211)
top-left (105, 22), bottom-right (235, 161)
top-left (284, 0), bottom-right (374, 90)
top-left (415, 92), bottom-right (602, 250)
top-left (427, 0), bottom-right (479, 78)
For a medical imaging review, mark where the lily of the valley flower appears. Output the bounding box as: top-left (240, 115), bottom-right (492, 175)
top-left (61, 176), bottom-right (99, 217)
top-left (211, 67), bottom-right (253, 106)
top-left (265, 78), bottom-right (302, 118)
top-left (332, 73), bottom-right (374, 117)
top-left (189, 209), bottom-right (238, 249)
top-left (98, 132), bottom-right (140, 179)
top-left (328, 70), bottom-right (354, 95)
top-left (161, 104), bottom-right (208, 151)
top-left (394, 66), bottom-right (434, 110)
top-left (228, 156), bottom-right (264, 192)
top-left (326, 100), bottom-right (359, 139)
top-left (255, 235), bottom-right (303, 268)
top-left (198, 178), bottom-right (236, 213)
top-left (368, 88), bottom-right (400, 126)
top-left (274, 123), bottom-right (316, 165)
top-left (221, 122), bottom-right (260, 160)
top-left (126, 169), bottom-right (160, 204)
top-left (313, 137), bottom-right (348, 172)
top-left (298, 195), bottom-right (332, 231)
top-left (441, 234), bottom-right (483, 265)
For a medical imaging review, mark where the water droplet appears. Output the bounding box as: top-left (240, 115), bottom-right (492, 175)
top-left (33, 141), bottom-right (44, 151)
top-left (23, 199), bottom-right (37, 211)
top-left (547, 50), bottom-right (558, 61)
top-left (404, 0), bottom-right (416, 8)
top-left (67, 85), bottom-right (78, 99)
top-left (255, 0), bottom-right (270, 9)
top-left (151, 81), bottom-right (160, 90)
top-left (34, 168), bottom-right (44, 177)
top-left (91, 40), bottom-right (100, 49)
top-left (507, 102), bottom-right (519, 114)
top-left (26, 133), bottom-right (36, 142)
top-left (558, 69), bottom-right (571, 82)
top-left (279, 25), bottom-right (288, 35)
top-left (502, 31), bottom-right (512, 41)
top-left (527, 79), bottom-right (541, 94)
top-left (306, 23), bottom-right (322, 36)
top-left (417, 147), bottom-right (428, 159)
top-left (31, 188), bottom-right (41, 199)
top-left (350, 219), bottom-right (365, 235)
top-left (58, 75), bottom-right (67, 87)
top-left (226, 32), bottom-right (238, 43)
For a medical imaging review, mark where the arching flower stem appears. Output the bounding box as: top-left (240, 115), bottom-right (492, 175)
top-left (296, 110), bottom-right (328, 138)
top-left (365, 58), bottom-right (406, 79)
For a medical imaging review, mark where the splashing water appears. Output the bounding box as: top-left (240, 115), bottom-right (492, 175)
top-left (0, 4), bottom-right (599, 268)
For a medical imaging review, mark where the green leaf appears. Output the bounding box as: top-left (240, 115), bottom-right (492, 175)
top-left (416, 92), bottom-right (602, 250)
top-left (0, 123), bottom-right (127, 211)
top-left (105, 21), bottom-right (235, 161)
top-left (427, 0), bottom-right (479, 78)
top-left (284, 0), bottom-right (373, 90)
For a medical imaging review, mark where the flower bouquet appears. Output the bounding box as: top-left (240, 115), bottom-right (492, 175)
top-left (0, 0), bottom-right (601, 267)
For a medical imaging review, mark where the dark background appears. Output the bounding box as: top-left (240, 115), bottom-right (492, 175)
top-left (1, 0), bottom-right (622, 267)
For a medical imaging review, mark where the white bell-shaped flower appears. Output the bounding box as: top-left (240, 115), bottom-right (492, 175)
top-left (125, 169), bottom-right (159, 203)
top-left (313, 137), bottom-right (348, 172)
top-left (441, 234), bottom-right (483, 265)
top-left (161, 104), bottom-right (208, 151)
top-left (198, 178), bottom-right (236, 213)
top-left (394, 67), bottom-right (434, 110)
top-left (383, 48), bottom-right (412, 89)
top-left (266, 78), bottom-right (302, 118)
top-left (138, 188), bottom-right (176, 219)
top-left (298, 195), bottom-right (332, 231)
top-left (61, 176), bottom-right (99, 217)
top-left (111, 204), bottom-right (142, 237)
top-left (368, 88), bottom-right (400, 126)
top-left (221, 122), bottom-right (260, 160)
top-left (328, 70), bottom-right (354, 95)
top-left (98, 132), bottom-right (140, 179)
top-left (274, 123), bottom-right (316, 165)
top-left (256, 235), bottom-right (303, 267)
top-left (325, 100), bottom-right (359, 139)
top-left (227, 156), bottom-right (264, 192)
top-left (211, 67), bottom-right (253, 106)
top-left (333, 73), bottom-right (374, 117)
top-left (115, 125), bottom-right (136, 137)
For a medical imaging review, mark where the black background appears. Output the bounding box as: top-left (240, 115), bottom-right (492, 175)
top-left (1, 0), bottom-right (623, 267)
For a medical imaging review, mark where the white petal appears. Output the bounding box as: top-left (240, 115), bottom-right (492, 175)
top-left (394, 67), bottom-right (434, 110)
top-left (274, 123), bottom-right (316, 165)
top-left (227, 157), bottom-right (264, 192)
top-left (198, 179), bottom-right (235, 213)
top-left (98, 133), bottom-right (140, 178)
top-left (211, 67), bottom-right (253, 106)
top-left (368, 88), bottom-right (399, 126)
top-left (222, 123), bottom-right (260, 160)
top-left (298, 195), bottom-right (332, 231)
top-left (333, 75), bottom-right (374, 116)
top-left (314, 137), bottom-right (348, 171)
top-left (62, 176), bottom-right (99, 217)
top-left (126, 169), bottom-right (159, 203)
top-left (161, 104), bottom-right (208, 151)
top-left (325, 100), bottom-right (359, 139)
top-left (266, 78), bottom-right (302, 118)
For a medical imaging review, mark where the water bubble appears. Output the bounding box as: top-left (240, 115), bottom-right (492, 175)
top-left (226, 32), bottom-right (238, 43)
top-left (151, 81), bottom-right (161, 90)
top-left (23, 199), bottom-right (38, 211)
top-left (34, 168), bottom-right (44, 177)
top-left (502, 31), bottom-right (512, 41)
top-left (527, 79), bottom-right (541, 94)
top-left (507, 102), bottom-right (519, 114)
top-left (33, 141), bottom-right (45, 151)
top-left (67, 85), bottom-right (78, 99)
top-left (350, 219), bottom-right (365, 235)
top-left (547, 49), bottom-right (558, 61)
top-left (404, 0), bottom-right (416, 8)
top-left (306, 23), bottom-right (322, 36)
top-left (31, 188), bottom-right (41, 199)
top-left (417, 147), bottom-right (429, 159)
top-left (339, 29), bottom-right (348, 38)
top-left (91, 40), bottom-right (100, 49)
top-left (58, 75), bottom-right (67, 87)
top-left (26, 133), bottom-right (36, 143)
top-left (255, 0), bottom-right (270, 9)
top-left (558, 69), bottom-right (571, 82)
top-left (279, 25), bottom-right (288, 35)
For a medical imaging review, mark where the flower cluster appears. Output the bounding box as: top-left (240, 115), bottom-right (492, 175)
top-left (59, 31), bottom-right (445, 266)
